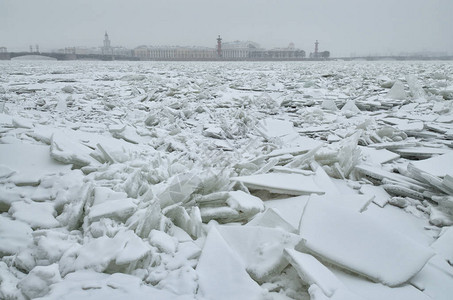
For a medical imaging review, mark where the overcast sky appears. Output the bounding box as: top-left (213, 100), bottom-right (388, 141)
top-left (1, 0), bottom-right (452, 56)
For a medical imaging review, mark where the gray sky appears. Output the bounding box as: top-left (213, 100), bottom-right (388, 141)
top-left (1, 0), bottom-right (452, 57)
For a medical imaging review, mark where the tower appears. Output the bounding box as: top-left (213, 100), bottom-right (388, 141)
top-left (103, 32), bottom-right (112, 54)
top-left (314, 40), bottom-right (319, 58)
top-left (217, 35), bottom-right (222, 58)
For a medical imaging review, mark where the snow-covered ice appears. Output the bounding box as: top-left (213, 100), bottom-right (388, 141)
top-left (1, 60), bottom-right (453, 299)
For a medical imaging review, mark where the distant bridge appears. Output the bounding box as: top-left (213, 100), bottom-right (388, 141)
top-left (336, 55), bottom-right (453, 61)
top-left (0, 52), bottom-right (139, 61)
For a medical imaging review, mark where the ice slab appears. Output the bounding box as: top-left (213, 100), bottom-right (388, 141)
top-left (37, 270), bottom-right (195, 300)
top-left (359, 184), bottom-right (390, 207)
top-left (256, 118), bottom-right (294, 139)
top-left (264, 195), bottom-right (310, 229)
top-left (409, 152), bottom-right (453, 178)
top-left (218, 225), bottom-right (301, 282)
top-left (18, 264), bottom-right (61, 299)
top-left (9, 201), bottom-right (59, 229)
top-left (394, 147), bottom-right (449, 159)
top-left (355, 164), bottom-right (425, 187)
top-left (231, 173), bottom-right (325, 196)
top-left (88, 198), bottom-right (137, 223)
top-left (247, 208), bottom-right (297, 233)
top-left (196, 226), bottom-right (266, 300)
top-left (284, 249), bottom-right (342, 297)
top-left (59, 230), bottom-right (151, 276)
top-left (12, 116), bottom-right (34, 129)
top-left (0, 143), bottom-right (71, 185)
top-left (359, 146), bottom-right (400, 165)
top-left (0, 215), bottom-right (32, 256)
top-left (50, 131), bottom-right (99, 167)
top-left (332, 266), bottom-right (432, 300)
top-left (430, 226), bottom-right (453, 263)
top-left (284, 249), bottom-right (363, 300)
top-left (299, 199), bottom-right (434, 286)
top-left (197, 191), bottom-right (264, 223)
top-left (310, 193), bottom-right (372, 213)
top-left (386, 80), bottom-right (406, 100)
top-left (410, 255), bottom-right (453, 300)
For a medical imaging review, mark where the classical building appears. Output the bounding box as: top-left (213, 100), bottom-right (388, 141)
top-left (134, 45), bottom-right (217, 60)
top-left (0, 47), bottom-right (7, 53)
top-left (221, 40), bottom-right (262, 59)
top-left (133, 36), bottom-right (307, 60)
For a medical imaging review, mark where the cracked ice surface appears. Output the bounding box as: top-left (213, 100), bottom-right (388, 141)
top-left (1, 60), bottom-right (453, 299)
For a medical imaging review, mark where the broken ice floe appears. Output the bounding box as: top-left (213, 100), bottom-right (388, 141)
top-left (1, 61), bottom-right (453, 299)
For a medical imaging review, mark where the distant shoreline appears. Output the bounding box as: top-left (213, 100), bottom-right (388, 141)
top-left (1, 53), bottom-right (453, 62)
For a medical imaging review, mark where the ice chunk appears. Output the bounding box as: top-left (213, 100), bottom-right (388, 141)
top-left (410, 256), bottom-right (453, 300)
top-left (231, 173), bottom-right (325, 196)
top-left (410, 152), bottom-right (453, 178)
top-left (197, 191), bottom-right (264, 223)
top-left (57, 184), bottom-right (92, 230)
top-left (0, 187), bottom-right (23, 212)
top-left (37, 270), bottom-right (195, 300)
top-left (50, 131), bottom-right (99, 167)
top-left (115, 231), bottom-right (152, 265)
top-left (333, 265), bottom-right (432, 300)
top-left (12, 116), bottom-right (34, 129)
top-left (164, 205), bottom-right (202, 238)
top-left (284, 249), bottom-right (342, 297)
top-left (406, 75), bottom-right (426, 101)
top-left (59, 230), bottom-right (150, 276)
top-left (340, 100), bottom-right (360, 115)
top-left (226, 191), bottom-right (264, 216)
top-left (196, 226), bottom-right (266, 300)
top-left (0, 143), bottom-right (72, 186)
top-left (360, 185), bottom-right (390, 207)
top-left (377, 75), bottom-right (394, 88)
top-left (156, 172), bottom-right (201, 208)
top-left (149, 229), bottom-right (177, 254)
top-left (18, 264), bottom-right (61, 299)
top-left (386, 80), bottom-right (406, 100)
top-left (88, 198), bottom-right (137, 223)
top-left (0, 262), bottom-right (22, 299)
top-left (298, 199), bottom-right (434, 286)
top-left (9, 201), bottom-right (59, 229)
top-left (256, 118), bottom-right (294, 139)
top-left (284, 249), bottom-right (363, 300)
top-left (431, 226), bottom-right (453, 264)
top-left (310, 194), bottom-right (372, 213)
top-left (264, 195), bottom-right (310, 229)
top-left (321, 99), bottom-right (338, 111)
top-left (359, 146), bottom-right (400, 165)
top-left (218, 225), bottom-right (301, 282)
top-left (0, 215), bottom-right (32, 255)
top-left (247, 208), bottom-right (297, 233)
top-left (307, 284), bottom-right (364, 300)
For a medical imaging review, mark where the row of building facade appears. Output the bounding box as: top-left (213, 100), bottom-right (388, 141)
top-left (133, 41), bottom-right (306, 60)
top-left (53, 33), bottom-right (328, 60)
top-left (60, 33), bottom-right (307, 60)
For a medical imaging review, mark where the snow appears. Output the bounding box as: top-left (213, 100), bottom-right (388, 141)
top-left (1, 60), bottom-right (453, 299)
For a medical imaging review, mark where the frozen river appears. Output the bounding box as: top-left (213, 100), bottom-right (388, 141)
top-left (1, 60), bottom-right (453, 299)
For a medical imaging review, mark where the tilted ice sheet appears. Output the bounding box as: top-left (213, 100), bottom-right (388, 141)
top-left (298, 199), bottom-right (434, 286)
